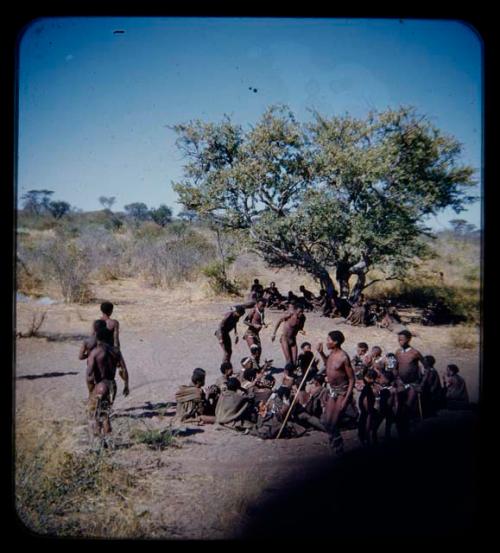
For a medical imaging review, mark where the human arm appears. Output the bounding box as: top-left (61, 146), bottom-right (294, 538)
top-left (79, 341), bottom-right (89, 360)
top-left (316, 342), bottom-right (328, 366)
top-left (113, 320), bottom-right (120, 349)
top-left (341, 355), bottom-right (356, 410)
top-left (118, 352), bottom-right (129, 396)
top-left (272, 314), bottom-right (290, 342)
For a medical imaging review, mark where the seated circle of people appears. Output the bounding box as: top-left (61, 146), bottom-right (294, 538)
top-left (83, 288), bottom-right (469, 448)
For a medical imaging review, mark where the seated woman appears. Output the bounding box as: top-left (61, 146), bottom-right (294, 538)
top-left (443, 364), bottom-right (469, 410)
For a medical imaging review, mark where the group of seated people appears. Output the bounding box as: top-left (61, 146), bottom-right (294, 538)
top-left (247, 280), bottom-right (406, 329)
top-left (174, 339), bottom-right (470, 445)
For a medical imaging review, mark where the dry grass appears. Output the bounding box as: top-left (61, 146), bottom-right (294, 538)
top-left (448, 325), bottom-right (480, 350)
top-left (15, 416), bottom-right (147, 538)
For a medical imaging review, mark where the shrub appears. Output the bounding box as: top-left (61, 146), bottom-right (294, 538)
top-left (448, 325), bottom-right (480, 350)
top-left (131, 428), bottom-right (175, 450)
top-left (201, 259), bottom-right (241, 296)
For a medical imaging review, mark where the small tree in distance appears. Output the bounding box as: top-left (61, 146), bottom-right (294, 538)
top-left (99, 196), bottom-right (116, 211)
top-left (150, 204), bottom-right (173, 227)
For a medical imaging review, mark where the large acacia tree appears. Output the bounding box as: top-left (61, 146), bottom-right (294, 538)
top-left (172, 105), bottom-right (476, 303)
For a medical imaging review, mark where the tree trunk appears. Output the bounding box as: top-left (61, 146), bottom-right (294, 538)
top-left (335, 262), bottom-right (351, 299)
top-left (349, 272), bottom-right (366, 304)
top-left (317, 269), bottom-right (337, 300)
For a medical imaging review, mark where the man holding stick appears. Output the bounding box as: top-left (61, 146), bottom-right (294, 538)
top-left (316, 330), bottom-right (355, 454)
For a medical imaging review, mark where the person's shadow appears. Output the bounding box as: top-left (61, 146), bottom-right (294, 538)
top-left (16, 371), bottom-right (79, 380)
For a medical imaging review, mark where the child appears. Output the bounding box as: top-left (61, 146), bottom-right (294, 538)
top-left (421, 355), bottom-right (444, 416)
top-left (215, 361), bottom-right (234, 392)
top-left (443, 364), bottom-right (469, 410)
top-left (297, 342), bottom-right (318, 382)
top-left (358, 369), bottom-right (379, 446)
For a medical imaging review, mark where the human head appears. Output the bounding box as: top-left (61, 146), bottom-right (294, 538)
top-left (250, 344), bottom-right (261, 359)
top-left (234, 306), bottom-right (245, 317)
top-left (398, 330), bottom-right (412, 347)
top-left (299, 285), bottom-right (305, 292)
top-left (327, 330), bottom-right (345, 349)
top-left (294, 304), bottom-right (304, 315)
top-left (220, 361), bottom-right (233, 376)
top-left (227, 377), bottom-right (241, 392)
top-left (447, 364), bottom-right (459, 376)
top-left (254, 279), bottom-right (260, 285)
top-left (191, 368), bottom-right (206, 386)
top-left (270, 281), bottom-right (276, 287)
top-left (241, 356), bottom-right (253, 370)
top-left (300, 342), bottom-right (312, 352)
top-left (256, 298), bottom-right (266, 309)
top-left (277, 386), bottom-right (291, 401)
top-left (243, 368), bottom-right (257, 382)
top-left (312, 373), bottom-right (325, 387)
top-left (100, 301), bottom-right (114, 317)
top-left (264, 373), bottom-right (276, 387)
top-left (363, 368), bottom-right (378, 384)
top-left (379, 370), bottom-right (395, 386)
top-left (424, 355), bottom-right (436, 368)
top-left (284, 362), bottom-right (295, 376)
top-left (357, 342), bottom-right (368, 355)
top-left (371, 346), bottom-right (382, 357)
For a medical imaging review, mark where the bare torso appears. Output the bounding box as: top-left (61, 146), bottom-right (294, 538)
top-left (395, 347), bottom-right (423, 384)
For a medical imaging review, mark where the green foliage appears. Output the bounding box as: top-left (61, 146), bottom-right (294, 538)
top-left (201, 258), bottom-right (241, 296)
top-left (172, 105), bottom-right (477, 301)
top-left (150, 204), bottom-right (173, 227)
top-left (131, 428), bottom-right (175, 450)
top-left (124, 202), bottom-right (150, 223)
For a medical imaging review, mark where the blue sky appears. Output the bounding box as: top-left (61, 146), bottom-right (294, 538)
top-left (17, 17), bottom-right (482, 230)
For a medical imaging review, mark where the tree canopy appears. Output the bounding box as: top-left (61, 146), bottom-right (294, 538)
top-left (172, 105), bottom-right (476, 302)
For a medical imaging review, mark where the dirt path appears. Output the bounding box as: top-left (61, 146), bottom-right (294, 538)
top-left (14, 281), bottom-right (481, 538)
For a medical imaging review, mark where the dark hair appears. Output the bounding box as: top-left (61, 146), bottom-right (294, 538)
top-left (264, 373), bottom-right (275, 385)
top-left (277, 386), bottom-right (291, 400)
top-left (313, 373), bottom-right (325, 386)
top-left (386, 352), bottom-right (396, 358)
top-left (241, 356), bottom-right (252, 367)
top-left (328, 330), bottom-right (345, 346)
top-left (96, 327), bottom-right (111, 342)
top-left (299, 285), bottom-right (305, 291)
top-left (364, 369), bottom-right (378, 381)
top-left (447, 364), bottom-right (459, 375)
top-left (372, 346), bottom-right (382, 354)
top-left (424, 355), bottom-right (436, 367)
top-left (100, 301), bottom-right (114, 316)
top-left (257, 298), bottom-right (267, 306)
top-left (300, 342), bottom-right (311, 350)
top-left (284, 362), bottom-right (295, 376)
top-left (381, 370), bottom-right (395, 384)
top-left (270, 281), bottom-right (276, 286)
top-left (254, 279), bottom-right (260, 284)
top-left (357, 342), bottom-right (368, 350)
top-left (220, 362), bottom-right (233, 375)
top-left (192, 368), bottom-right (206, 385)
top-left (243, 368), bottom-right (257, 382)
top-left (234, 306), bottom-right (245, 316)
top-left (227, 377), bottom-right (241, 391)
top-left (398, 330), bottom-right (412, 339)
top-left (250, 344), bottom-right (261, 352)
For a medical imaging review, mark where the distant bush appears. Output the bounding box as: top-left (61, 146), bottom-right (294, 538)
top-left (201, 259), bottom-right (242, 296)
top-left (130, 228), bottom-right (216, 288)
top-left (131, 428), bottom-right (175, 450)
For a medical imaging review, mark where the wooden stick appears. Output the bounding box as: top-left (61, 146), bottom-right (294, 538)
top-left (276, 354), bottom-right (318, 440)
top-left (417, 392), bottom-right (423, 421)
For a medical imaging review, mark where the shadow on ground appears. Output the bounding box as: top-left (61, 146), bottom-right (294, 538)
top-left (238, 411), bottom-right (481, 539)
top-left (16, 371), bottom-right (79, 380)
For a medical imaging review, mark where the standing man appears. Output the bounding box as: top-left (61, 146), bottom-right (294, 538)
top-left (394, 330), bottom-right (427, 419)
top-left (271, 303), bottom-right (306, 366)
top-left (215, 306), bottom-right (245, 363)
top-left (316, 330), bottom-right (355, 454)
top-left (243, 298), bottom-right (267, 351)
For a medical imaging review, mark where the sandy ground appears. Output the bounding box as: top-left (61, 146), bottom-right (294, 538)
top-left (14, 277), bottom-right (481, 539)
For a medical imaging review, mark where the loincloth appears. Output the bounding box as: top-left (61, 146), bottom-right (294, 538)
top-left (326, 382), bottom-right (349, 399)
top-left (243, 329), bottom-right (261, 343)
top-left (280, 334), bottom-right (296, 347)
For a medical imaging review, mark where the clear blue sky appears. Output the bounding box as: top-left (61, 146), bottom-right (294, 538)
top-left (17, 17), bottom-right (482, 230)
